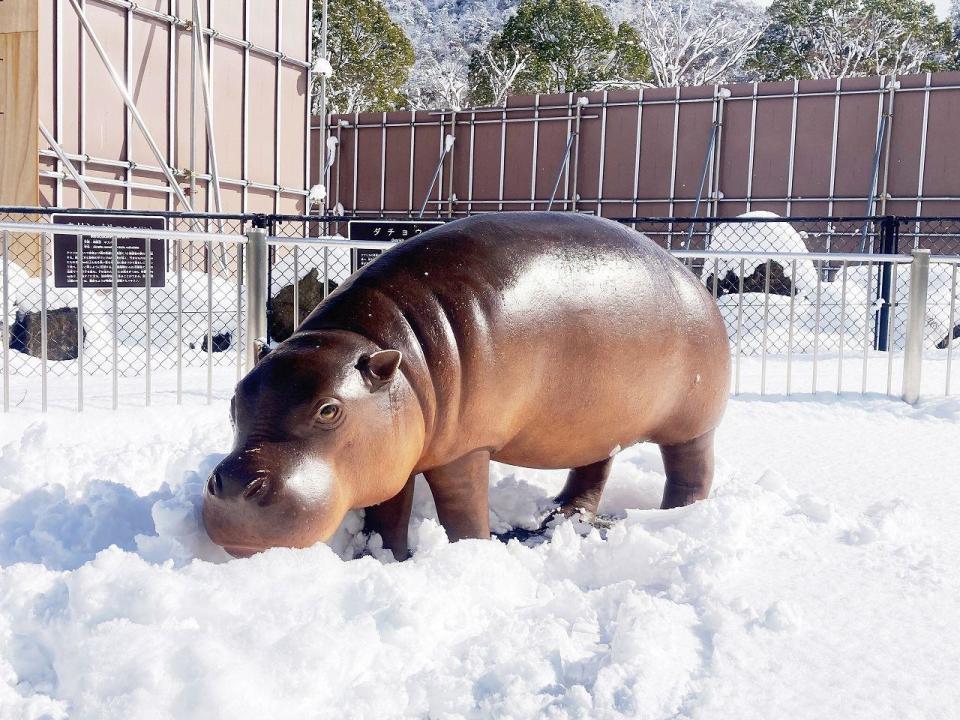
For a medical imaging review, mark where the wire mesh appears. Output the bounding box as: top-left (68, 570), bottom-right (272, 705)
top-left (0, 208), bottom-right (956, 409)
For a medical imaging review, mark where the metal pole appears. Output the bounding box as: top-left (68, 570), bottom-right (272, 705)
top-left (875, 217), bottom-right (897, 350)
top-left (547, 132), bottom-right (577, 211)
top-left (245, 226), bottom-right (269, 371)
top-left (418, 136), bottom-right (455, 218)
top-left (902, 249), bottom-right (930, 404)
top-left (39, 122), bottom-right (103, 209)
top-left (191, 0), bottom-right (224, 219)
top-left (686, 122), bottom-right (719, 250)
top-left (68, 0), bottom-right (194, 213)
top-left (318, 0), bottom-right (329, 214)
top-left (858, 110), bottom-right (888, 252)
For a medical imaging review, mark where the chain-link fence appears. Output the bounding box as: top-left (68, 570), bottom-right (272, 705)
top-left (0, 208), bottom-right (956, 409)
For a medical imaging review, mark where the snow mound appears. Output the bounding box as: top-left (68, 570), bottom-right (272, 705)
top-left (708, 211), bottom-right (819, 295)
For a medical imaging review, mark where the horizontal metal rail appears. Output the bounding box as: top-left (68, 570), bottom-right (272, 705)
top-left (0, 221), bottom-right (245, 245)
top-left (266, 236), bottom-right (394, 250)
top-left (671, 250), bottom-right (913, 263)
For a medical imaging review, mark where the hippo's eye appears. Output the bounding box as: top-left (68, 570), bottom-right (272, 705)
top-left (315, 400), bottom-right (343, 427)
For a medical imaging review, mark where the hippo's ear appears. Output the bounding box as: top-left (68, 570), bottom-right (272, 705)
top-left (358, 349), bottom-right (402, 390)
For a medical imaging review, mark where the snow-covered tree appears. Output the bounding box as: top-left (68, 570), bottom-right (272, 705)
top-left (607, 0), bottom-right (767, 87)
top-left (384, 0), bottom-right (517, 110)
top-left (469, 0), bottom-right (650, 103)
top-left (312, 0), bottom-right (415, 114)
top-left (750, 0), bottom-right (953, 80)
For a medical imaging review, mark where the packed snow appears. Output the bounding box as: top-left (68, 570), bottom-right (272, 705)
top-left (0, 358), bottom-right (959, 719)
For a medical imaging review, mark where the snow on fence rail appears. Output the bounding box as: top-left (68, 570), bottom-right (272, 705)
top-left (0, 212), bottom-right (957, 412)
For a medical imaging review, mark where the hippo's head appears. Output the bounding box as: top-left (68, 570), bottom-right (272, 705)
top-left (202, 330), bottom-right (424, 557)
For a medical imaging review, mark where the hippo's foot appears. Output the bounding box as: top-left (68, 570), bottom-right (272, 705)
top-left (540, 506), bottom-right (616, 532)
top-left (496, 507), bottom-right (616, 545)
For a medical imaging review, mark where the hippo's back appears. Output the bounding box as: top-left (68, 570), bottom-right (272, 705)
top-left (302, 212), bottom-right (729, 469)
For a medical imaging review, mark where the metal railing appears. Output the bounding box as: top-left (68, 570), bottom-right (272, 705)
top-left (0, 209), bottom-right (956, 411)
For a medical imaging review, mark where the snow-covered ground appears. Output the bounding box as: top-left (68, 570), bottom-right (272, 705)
top-left (0, 358), bottom-right (959, 719)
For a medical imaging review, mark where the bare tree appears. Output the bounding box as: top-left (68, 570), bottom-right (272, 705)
top-left (470, 44), bottom-right (529, 106)
top-left (614, 0), bottom-right (766, 87)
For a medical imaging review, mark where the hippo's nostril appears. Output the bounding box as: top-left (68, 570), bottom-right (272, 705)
top-left (207, 472), bottom-right (223, 497)
top-left (242, 476), bottom-right (270, 503)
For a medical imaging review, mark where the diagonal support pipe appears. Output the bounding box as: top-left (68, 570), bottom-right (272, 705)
top-left (67, 0), bottom-right (193, 213)
top-left (39, 121), bottom-right (103, 210)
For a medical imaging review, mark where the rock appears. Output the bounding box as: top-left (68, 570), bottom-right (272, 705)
top-left (706, 261), bottom-right (794, 297)
top-left (268, 268), bottom-right (338, 342)
top-left (202, 332), bottom-right (232, 353)
top-left (937, 324), bottom-right (960, 350)
top-left (10, 307), bottom-right (85, 361)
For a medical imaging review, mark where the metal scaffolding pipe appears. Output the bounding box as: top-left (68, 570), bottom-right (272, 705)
top-left (191, 0), bottom-right (224, 219)
top-left (39, 121), bottom-right (103, 209)
top-left (68, 0), bottom-right (194, 213)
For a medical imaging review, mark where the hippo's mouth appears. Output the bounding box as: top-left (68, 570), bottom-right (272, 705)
top-left (222, 544), bottom-right (267, 558)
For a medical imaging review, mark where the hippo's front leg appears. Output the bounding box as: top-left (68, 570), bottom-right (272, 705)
top-left (363, 476), bottom-right (415, 559)
top-left (424, 450), bottom-right (491, 542)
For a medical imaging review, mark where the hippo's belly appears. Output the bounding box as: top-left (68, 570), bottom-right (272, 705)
top-left (455, 265), bottom-right (730, 470)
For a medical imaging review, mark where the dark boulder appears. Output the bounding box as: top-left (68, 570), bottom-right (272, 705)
top-left (202, 332), bottom-right (232, 353)
top-left (706, 261), bottom-right (794, 297)
top-left (937, 324), bottom-right (960, 350)
top-left (10, 307), bottom-right (85, 361)
top-left (268, 268), bottom-right (338, 342)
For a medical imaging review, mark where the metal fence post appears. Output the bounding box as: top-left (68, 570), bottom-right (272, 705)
top-left (875, 216), bottom-right (898, 351)
top-left (902, 249), bottom-right (930, 404)
top-left (245, 222), bottom-right (269, 373)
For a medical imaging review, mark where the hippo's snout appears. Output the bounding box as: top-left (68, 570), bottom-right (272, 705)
top-left (206, 465), bottom-right (274, 505)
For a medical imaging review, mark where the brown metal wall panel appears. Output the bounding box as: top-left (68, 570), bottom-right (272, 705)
top-left (246, 0), bottom-right (278, 52)
top-left (210, 40), bottom-right (244, 180)
top-left (333, 122), bottom-right (356, 211)
top-left (716, 200), bottom-right (749, 216)
top-left (502, 99), bottom-right (535, 206)
top-left (636, 91), bottom-right (676, 202)
top-left (533, 95), bottom-right (572, 207)
top-left (601, 202), bottom-right (632, 219)
top-left (385, 113), bottom-right (413, 212)
top-left (247, 53), bottom-right (278, 186)
top-left (83, 3), bottom-right (127, 162)
top-left (600, 93), bottom-right (639, 204)
top-left (278, 191), bottom-right (304, 214)
top-left (281, 0), bottom-right (310, 61)
top-left (212, 1), bottom-right (244, 38)
top-left (834, 77), bottom-right (883, 198)
top-left (575, 91), bottom-right (605, 209)
top-left (751, 93), bottom-right (794, 199)
top-left (673, 92), bottom-right (713, 200)
top-left (280, 63), bottom-right (307, 189)
top-left (129, 15), bottom-right (172, 166)
top-left (470, 119), bottom-right (502, 203)
top-left (248, 187), bottom-right (275, 213)
top-left (920, 86), bottom-right (960, 199)
top-left (883, 87), bottom-right (924, 199)
top-left (412, 111), bottom-right (440, 212)
top-left (791, 91), bottom-right (835, 200)
top-left (451, 113), bottom-right (472, 213)
top-left (355, 115), bottom-right (383, 211)
top-left (717, 94), bottom-right (752, 201)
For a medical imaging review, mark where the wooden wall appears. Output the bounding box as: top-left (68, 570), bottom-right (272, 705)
top-left (0, 0), bottom-right (39, 207)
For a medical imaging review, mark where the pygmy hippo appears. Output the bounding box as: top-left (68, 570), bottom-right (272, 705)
top-left (203, 211), bottom-right (730, 558)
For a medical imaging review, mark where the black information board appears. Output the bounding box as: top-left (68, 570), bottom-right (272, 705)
top-left (52, 214), bottom-right (167, 289)
top-left (348, 220), bottom-right (444, 274)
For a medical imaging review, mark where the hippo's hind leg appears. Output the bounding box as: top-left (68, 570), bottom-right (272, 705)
top-left (364, 475), bottom-right (415, 559)
top-left (555, 457), bottom-right (613, 517)
top-left (659, 429), bottom-right (716, 509)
